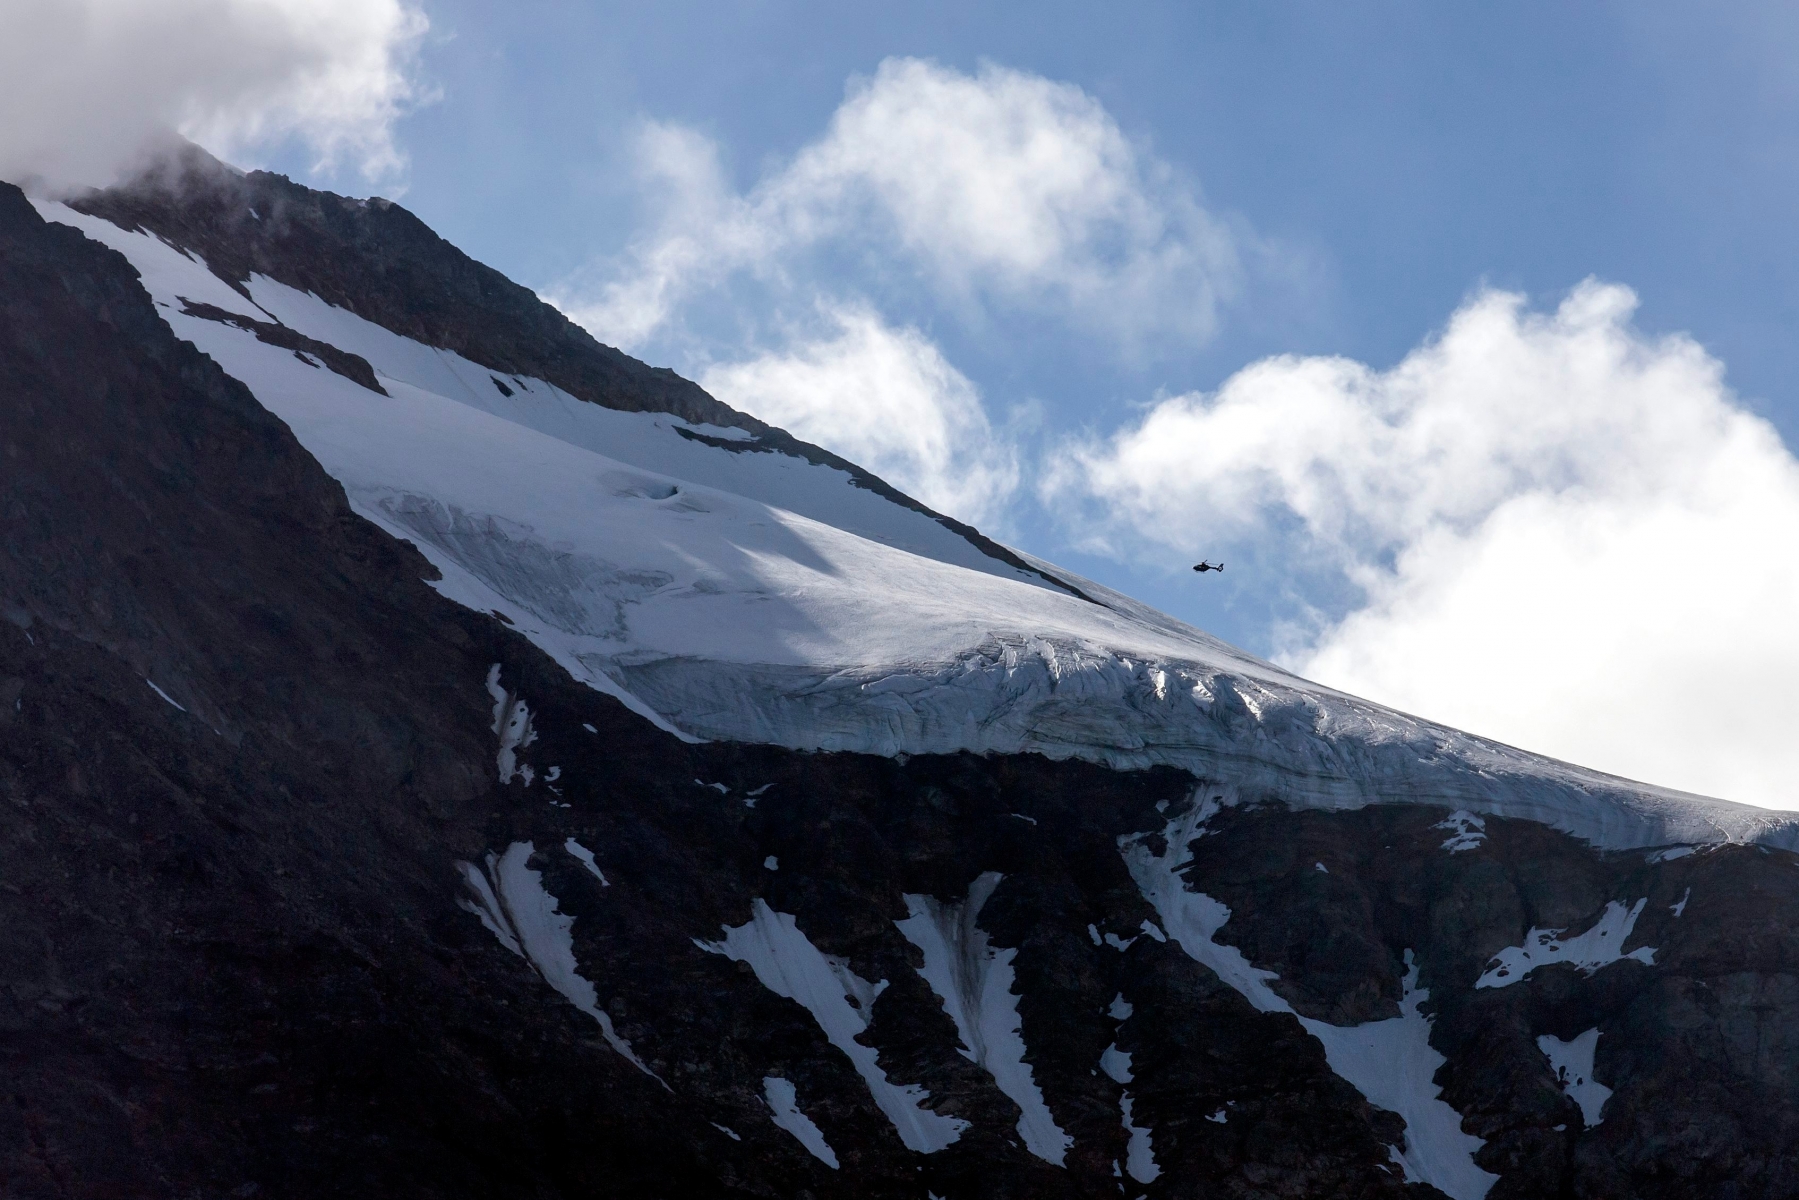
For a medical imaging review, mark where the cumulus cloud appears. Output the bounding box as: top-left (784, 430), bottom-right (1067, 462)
top-left (566, 57), bottom-right (1239, 354)
top-left (700, 304), bottom-right (1019, 527)
top-left (0, 0), bottom-right (428, 190)
top-left (1050, 281), bottom-right (1799, 809)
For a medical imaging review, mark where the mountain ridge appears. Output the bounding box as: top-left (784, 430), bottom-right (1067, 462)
top-left (7, 160), bottom-right (1799, 1198)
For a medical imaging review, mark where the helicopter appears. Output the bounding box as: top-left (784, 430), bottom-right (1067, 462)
top-left (1192, 561), bottom-right (1224, 573)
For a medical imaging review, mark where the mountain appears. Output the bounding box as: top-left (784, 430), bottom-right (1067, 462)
top-left (5, 145), bottom-right (1799, 1199)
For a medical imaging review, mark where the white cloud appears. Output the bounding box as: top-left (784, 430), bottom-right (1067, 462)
top-left (1051, 281), bottom-right (1799, 809)
top-left (700, 304), bottom-right (1019, 528)
top-left (559, 58), bottom-right (1242, 539)
top-left (565, 57), bottom-right (1239, 354)
top-left (0, 0), bottom-right (428, 190)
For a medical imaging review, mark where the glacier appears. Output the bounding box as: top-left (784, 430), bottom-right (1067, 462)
top-left (40, 198), bottom-right (1799, 853)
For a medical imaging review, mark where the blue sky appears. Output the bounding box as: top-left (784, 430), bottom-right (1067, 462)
top-left (12, 0), bottom-right (1799, 805)
top-left (349, 0), bottom-right (1799, 617)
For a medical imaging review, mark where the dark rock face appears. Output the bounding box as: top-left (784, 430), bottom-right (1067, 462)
top-left (7, 170), bottom-right (1799, 1199)
top-left (177, 298), bottom-right (386, 393)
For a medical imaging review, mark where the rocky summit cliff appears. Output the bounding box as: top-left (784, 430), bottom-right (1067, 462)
top-left (5, 146), bottom-right (1799, 1200)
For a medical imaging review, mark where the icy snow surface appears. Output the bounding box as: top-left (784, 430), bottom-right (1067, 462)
top-left (458, 843), bottom-right (662, 1085)
top-left (701, 900), bottom-right (968, 1153)
top-left (44, 200), bottom-right (1799, 851)
top-left (895, 873), bottom-right (1072, 1164)
top-left (762, 1076), bottom-right (838, 1168)
top-left (1537, 1029), bottom-right (1611, 1126)
top-left (1124, 802), bottom-right (1498, 1200)
top-left (1476, 900), bottom-right (1657, 989)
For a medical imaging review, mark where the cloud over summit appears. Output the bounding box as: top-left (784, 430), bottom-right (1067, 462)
top-left (0, 0), bottom-right (428, 190)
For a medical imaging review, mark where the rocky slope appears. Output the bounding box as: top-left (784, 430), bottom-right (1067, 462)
top-left (4, 154), bottom-right (1799, 1199)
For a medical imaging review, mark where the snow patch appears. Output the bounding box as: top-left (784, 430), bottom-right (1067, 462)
top-left (1537, 1029), bottom-right (1612, 1126)
top-left (1671, 888), bottom-right (1690, 918)
top-left (564, 838), bottom-right (609, 886)
top-left (1099, 1043), bottom-right (1133, 1084)
top-left (1123, 804), bottom-right (1497, 1200)
top-left (1098, 994), bottom-right (1159, 1183)
top-left (455, 860), bottom-right (522, 958)
top-left (1476, 900), bottom-right (1657, 988)
top-left (1648, 845), bottom-right (1695, 863)
top-left (146, 679), bottom-right (186, 712)
top-left (710, 1122), bottom-right (741, 1141)
top-left (895, 873), bottom-right (1071, 1165)
top-left (485, 665), bottom-right (537, 785)
top-left (458, 843), bottom-right (662, 1086)
top-left (764, 855), bottom-right (779, 871)
top-left (703, 900), bottom-right (967, 1153)
top-left (1120, 1093), bottom-right (1159, 1183)
top-left (1435, 810), bottom-right (1487, 853)
top-left (762, 1076), bottom-right (838, 1168)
